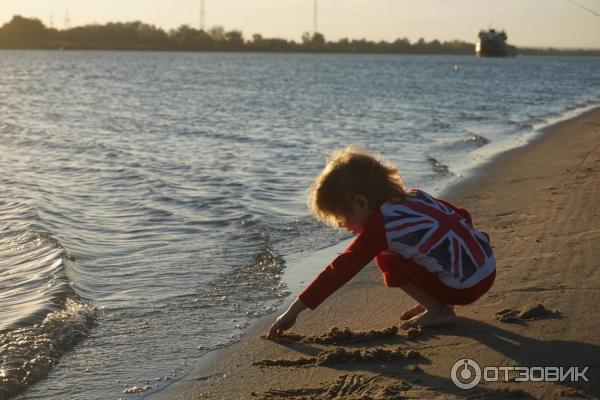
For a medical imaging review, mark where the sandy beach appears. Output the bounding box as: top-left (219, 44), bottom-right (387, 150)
top-left (146, 108), bottom-right (600, 400)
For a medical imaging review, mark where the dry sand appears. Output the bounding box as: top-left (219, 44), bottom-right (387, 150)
top-left (146, 108), bottom-right (600, 400)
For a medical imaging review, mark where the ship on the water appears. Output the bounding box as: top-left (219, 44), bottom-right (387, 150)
top-left (476, 28), bottom-right (517, 57)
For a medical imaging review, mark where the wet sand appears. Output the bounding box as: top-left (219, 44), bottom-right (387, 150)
top-left (146, 108), bottom-right (600, 400)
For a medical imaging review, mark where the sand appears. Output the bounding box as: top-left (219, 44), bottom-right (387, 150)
top-left (146, 108), bottom-right (600, 400)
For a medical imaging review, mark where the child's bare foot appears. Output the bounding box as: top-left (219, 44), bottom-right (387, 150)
top-left (400, 304), bottom-right (426, 320)
top-left (399, 305), bottom-right (457, 329)
top-left (400, 303), bottom-right (455, 320)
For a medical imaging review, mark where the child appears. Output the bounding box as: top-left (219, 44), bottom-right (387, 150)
top-left (267, 145), bottom-right (496, 339)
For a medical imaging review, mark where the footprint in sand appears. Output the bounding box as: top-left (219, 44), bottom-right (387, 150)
top-left (495, 303), bottom-right (560, 323)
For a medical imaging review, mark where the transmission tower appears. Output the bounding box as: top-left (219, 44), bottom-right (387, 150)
top-left (200, 0), bottom-right (206, 31)
top-left (64, 9), bottom-right (70, 29)
top-left (313, 0), bottom-right (318, 34)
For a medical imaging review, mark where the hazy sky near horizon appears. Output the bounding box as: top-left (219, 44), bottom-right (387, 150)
top-left (1, 0), bottom-right (599, 48)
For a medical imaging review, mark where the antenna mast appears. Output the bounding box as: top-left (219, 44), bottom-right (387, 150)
top-left (313, 0), bottom-right (318, 34)
top-left (200, 0), bottom-right (206, 30)
top-left (64, 0), bottom-right (70, 29)
top-left (64, 9), bottom-right (70, 29)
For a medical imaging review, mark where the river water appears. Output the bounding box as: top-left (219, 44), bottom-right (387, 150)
top-left (0, 50), bottom-right (599, 399)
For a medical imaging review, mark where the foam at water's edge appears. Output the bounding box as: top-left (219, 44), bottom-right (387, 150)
top-left (0, 202), bottom-right (98, 400)
top-left (0, 296), bottom-right (97, 400)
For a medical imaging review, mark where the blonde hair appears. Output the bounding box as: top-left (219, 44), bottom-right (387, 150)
top-left (307, 144), bottom-right (409, 228)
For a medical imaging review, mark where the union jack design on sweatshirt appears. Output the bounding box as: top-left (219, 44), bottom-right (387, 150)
top-left (297, 188), bottom-right (496, 310)
top-left (382, 189), bottom-right (495, 289)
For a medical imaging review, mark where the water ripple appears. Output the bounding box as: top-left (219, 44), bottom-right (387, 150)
top-left (0, 51), bottom-right (598, 399)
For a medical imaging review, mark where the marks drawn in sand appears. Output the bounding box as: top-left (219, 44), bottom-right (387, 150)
top-left (261, 325), bottom-right (422, 345)
top-left (253, 373), bottom-right (413, 400)
top-left (252, 346), bottom-right (421, 367)
top-left (464, 387), bottom-right (536, 399)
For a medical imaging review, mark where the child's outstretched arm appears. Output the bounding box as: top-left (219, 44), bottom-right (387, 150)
top-left (266, 208), bottom-right (388, 339)
top-left (267, 297), bottom-right (307, 339)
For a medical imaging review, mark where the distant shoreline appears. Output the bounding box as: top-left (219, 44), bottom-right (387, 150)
top-left (2, 48), bottom-right (600, 57)
top-left (2, 15), bottom-right (599, 57)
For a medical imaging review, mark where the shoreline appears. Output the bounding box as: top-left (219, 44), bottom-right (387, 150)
top-left (3, 49), bottom-right (600, 58)
top-left (144, 106), bottom-right (600, 400)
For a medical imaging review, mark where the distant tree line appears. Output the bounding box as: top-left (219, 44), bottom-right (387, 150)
top-left (0, 15), bottom-right (474, 54)
top-left (517, 46), bottom-right (600, 56)
top-left (1, 15), bottom-right (599, 56)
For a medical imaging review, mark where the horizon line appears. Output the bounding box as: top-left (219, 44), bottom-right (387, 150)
top-left (2, 14), bottom-right (600, 51)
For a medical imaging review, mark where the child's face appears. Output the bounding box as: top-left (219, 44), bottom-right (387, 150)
top-left (339, 195), bottom-right (372, 234)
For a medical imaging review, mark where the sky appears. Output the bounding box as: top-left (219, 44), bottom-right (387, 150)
top-left (1, 0), bottom-right (599, 49)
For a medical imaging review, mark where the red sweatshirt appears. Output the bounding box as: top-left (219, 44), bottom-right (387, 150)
top-left (297, 195), bottom-right (474, 310)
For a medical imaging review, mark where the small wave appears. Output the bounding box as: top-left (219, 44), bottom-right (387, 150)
top-left (427, 157), bottom-right (450, 174)
top-left (428, 117), bottom-right (452, 132)
top-left (445, 134), bottom-right (490, 150)
top-left (0, 201), bottom-right (97, 399)
top-left (461, 134), bottom-right (490, 147)
top-left (507, 119), bottom-right (534, 132)
top-left (0, 296), bottom-right (96, 399)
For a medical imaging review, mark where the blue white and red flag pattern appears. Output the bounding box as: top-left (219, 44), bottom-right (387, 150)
top-left (382, 189), bottom-right (494, 283)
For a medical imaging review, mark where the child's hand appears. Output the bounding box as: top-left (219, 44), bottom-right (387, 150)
top-left (267, 309), bottom-right (298, 339)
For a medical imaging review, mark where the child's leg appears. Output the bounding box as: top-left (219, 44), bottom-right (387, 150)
top-left (399, 269), bottom-right (496, 327)
top-left (398, 281), bottom-right (456, 329)
top-left (400, 303), bottom-right (454, 320)
top-left (375, 254), bottom-right (456, 326)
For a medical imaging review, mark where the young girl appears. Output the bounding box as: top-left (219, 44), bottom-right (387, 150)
top-left (267, 145), bottom-right (496, 339)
